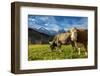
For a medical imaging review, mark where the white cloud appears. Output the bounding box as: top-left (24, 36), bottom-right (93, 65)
top-left (46, 24), bottom-right (61, 32)
top-left (44, 23), bottom-right (48, 26)
top-left (28, 18), bottom-right (36, 21)
top-left (39, 17), bottom-right (49, 21)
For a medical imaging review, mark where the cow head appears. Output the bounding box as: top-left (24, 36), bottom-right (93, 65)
top-left (49, 41), bottom-right (57, 51)
top-left (70, 27), bottom-right (78, 41)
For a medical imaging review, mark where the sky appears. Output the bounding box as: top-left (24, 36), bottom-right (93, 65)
top-left (28, 15), bottom-right (88, 32)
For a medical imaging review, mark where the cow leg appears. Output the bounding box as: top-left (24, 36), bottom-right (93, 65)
top-left (57, 42), bottom-right (62, 52)
top-left (71, 41), bottom-right (81, 56)
top-left (71, 41), bottom-right (76, 57)
top-left (51, 46), bottom-right (55, 51)
top-left (78, 48), bottom-right (81, 55)
top-left (84, 44), bottom-right (88, 56)
top-left (74, 41), bottom-right (82, 55)
top-left (50, 45), bottom-right (55, 52)
top-left (71, 41), bottom-right (78, 52)
top-left (55, 38), bottom-right (62, 52)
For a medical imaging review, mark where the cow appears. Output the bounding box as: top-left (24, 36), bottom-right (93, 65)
top-left (49, 31), bottom-right (71, 52)
top-left (49, 27), bottom-right (88, 56)
top-left (70, 28), bottom-right (88, 56)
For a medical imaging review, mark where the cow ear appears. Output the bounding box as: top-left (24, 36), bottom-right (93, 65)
top-left (49, 42), bottom-right (52, 45)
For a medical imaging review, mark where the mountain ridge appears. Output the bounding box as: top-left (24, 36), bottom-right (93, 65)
top-left (29, 26), bottom-right (66, 36)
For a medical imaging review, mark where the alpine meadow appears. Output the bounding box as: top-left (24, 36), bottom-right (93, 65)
top-left (28, 15), bottom-right (88, 60)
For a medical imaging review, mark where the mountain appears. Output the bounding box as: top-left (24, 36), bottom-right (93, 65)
top-left (58, 28), bottom-right (66, 34)
top-left (48, 29), bottom-right (65, 35)
top-left (49, 30), bottom-right (58, 35)
top-left (28, 28), bottom-right (53, 44)
top-left (29, 26), bottom-right (66, 36)
top-left (38, 27), bottom-right (51, 36)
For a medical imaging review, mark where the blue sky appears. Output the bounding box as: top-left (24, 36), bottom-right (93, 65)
top-left (28, 15), bottom-right (88, 31)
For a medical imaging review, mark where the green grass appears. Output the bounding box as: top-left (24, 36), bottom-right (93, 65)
top-left (28, 44), bottom-right (87, 61)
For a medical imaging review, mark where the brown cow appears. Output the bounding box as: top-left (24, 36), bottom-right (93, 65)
top-left (49, 28), bottom-right (88, 56)
top-left (70, 28), bottom-right (88, 56)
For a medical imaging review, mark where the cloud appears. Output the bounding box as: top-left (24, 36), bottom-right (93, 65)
top-left (28, 15), bottom-right (88, 31)
top-left (36, 16), bottom-right (49, 21)
top-left (45, 23), bottom-right (61, 32)
top-left (28, 18), bottom-right (36, 21)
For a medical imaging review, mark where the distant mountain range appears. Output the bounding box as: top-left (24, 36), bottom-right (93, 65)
top-left (28, 25), bottom-right (66, 44)
top-left (29, 26), bottom-right (66, 36)
top-left (28, 28), bottom-right (53, 44)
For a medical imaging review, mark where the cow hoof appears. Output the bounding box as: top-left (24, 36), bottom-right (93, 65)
top-left (85, 52), bottom-right (88, 56)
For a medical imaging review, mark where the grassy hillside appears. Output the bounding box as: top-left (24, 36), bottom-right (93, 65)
top-left (28, 44), bottom-right (87, 61)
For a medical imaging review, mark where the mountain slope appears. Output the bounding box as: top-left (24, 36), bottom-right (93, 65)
top-left (28, 28), bottom-right (53, 44)
top-left (29, 26), bottom-right (66, 36)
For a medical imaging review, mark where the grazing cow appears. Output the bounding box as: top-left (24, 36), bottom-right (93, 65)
top-left (49, 27), bottom-right (88, 56)
top-left (49, 31), bottom-right (71, 52)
